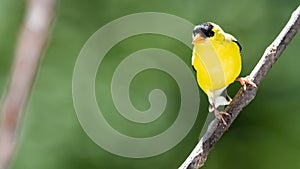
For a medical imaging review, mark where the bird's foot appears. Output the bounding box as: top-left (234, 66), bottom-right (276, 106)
top-left (214, 109), bottom-right (230, 126)
top-left (236, 76), bottom-right (257, 91)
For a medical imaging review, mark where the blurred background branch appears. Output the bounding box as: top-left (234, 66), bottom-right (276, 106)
top-left (0, 0), bottom-right (56, 169)
top-left (180, 5), bottom-right (300, 169)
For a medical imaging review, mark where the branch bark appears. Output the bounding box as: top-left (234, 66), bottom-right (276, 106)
top-left (179, 5), bottom-right (300, 169)
top-left (0, 0), bottom-right (56, 169)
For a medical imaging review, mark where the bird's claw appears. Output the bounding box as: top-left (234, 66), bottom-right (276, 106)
top-left (236, 76), bottom-right (257, 91)
top-left (214, 110), bottom-right (230, 126)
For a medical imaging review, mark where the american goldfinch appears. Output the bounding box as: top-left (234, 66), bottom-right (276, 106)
top-left (192, 22), bottom-right (256, 125)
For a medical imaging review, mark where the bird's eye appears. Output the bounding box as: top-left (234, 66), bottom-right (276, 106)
top-left (193, 22), bottom-right (215, 38)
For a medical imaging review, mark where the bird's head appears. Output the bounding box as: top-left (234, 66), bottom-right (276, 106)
top-left (192, 22), bottom-right (224, 44)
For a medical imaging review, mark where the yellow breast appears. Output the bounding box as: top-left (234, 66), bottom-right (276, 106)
top-left (192, 37), bottom-right (241, 95)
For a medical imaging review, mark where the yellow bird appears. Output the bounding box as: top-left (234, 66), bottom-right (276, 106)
top-left (192, 22), bottom-right (256, 125)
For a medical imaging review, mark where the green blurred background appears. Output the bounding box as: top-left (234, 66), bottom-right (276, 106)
top-left (1, 0), bottom-right (300, 169)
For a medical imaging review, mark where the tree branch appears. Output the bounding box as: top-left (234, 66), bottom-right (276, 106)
top-left (179, 5), bottom-right (300, 169)
top-left (0, 0), bottom-right (56, 169)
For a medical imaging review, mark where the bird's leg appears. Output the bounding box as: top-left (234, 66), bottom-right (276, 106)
top-left (236, 76), bottom-right (257, 90)
top-left (212, 106), bottom-right (230, 126)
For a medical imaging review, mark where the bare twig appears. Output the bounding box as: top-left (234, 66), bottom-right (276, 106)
top-left (179, 5), bottom-right (300, 169)
top-left (0, 0), bottom-right (55, 168)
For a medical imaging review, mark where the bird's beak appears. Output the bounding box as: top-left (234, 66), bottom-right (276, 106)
top-left (192, 34), bottom-right (205, 44)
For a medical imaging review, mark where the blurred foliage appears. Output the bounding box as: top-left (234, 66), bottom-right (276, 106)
top-left (0, 0), bottom-right (300, 169)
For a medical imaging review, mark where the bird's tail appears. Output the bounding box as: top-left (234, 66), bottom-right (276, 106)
top-left (207, 86), bottom-right (231, 112)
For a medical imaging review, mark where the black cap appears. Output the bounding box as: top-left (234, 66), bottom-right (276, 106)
top-left (193, 22), bottom-right (215, 38)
